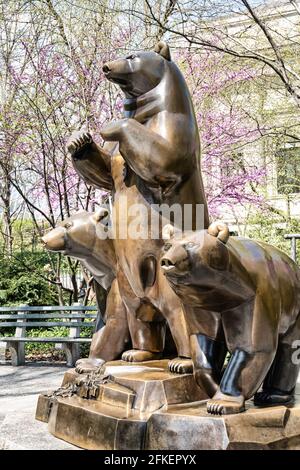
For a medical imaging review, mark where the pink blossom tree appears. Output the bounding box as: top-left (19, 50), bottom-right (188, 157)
top-left (180, 49), bottom-right (267, 220)
top-left (0, 1), bottom-right (130, 303)
top-left (0, 1), bottom-right (271, 303)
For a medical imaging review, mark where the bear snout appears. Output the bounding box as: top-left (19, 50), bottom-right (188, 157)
top-left (102, 59), bottom-right (131, 85)
top-left (161, 245), bottom-right (188, 273)
top-left (42, 228), bottom-right (66, 252)
top-left (161, 256), bottom-right (176, 270)
top-left (102, 64), bottom-right (111, 74)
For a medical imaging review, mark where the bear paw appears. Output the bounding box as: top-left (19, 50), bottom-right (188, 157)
top-left (66, 129), bottom-right (93, 158)
top-left (254, 390), bottom-right (295, 407)
top-left (100, 119), bottom-right (128, 141)
top-left (121, 349), bottom-right (162, 363)
top-left (168, 357), bottom-right (193, 374)
top-left (207, 396), bottom-right (245, 415)
top-left (75, 357), bottom-right (105, 374)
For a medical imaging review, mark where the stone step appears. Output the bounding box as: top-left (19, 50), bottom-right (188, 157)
top-left (47, 396), bottom-right (146, 450)
top-left (62, 360), bottom-right (206, 414)
top-left (98, 382), bottom-right (136, 412)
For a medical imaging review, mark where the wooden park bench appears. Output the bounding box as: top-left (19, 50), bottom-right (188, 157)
top-left (0, 305), bottom-right (98, 367)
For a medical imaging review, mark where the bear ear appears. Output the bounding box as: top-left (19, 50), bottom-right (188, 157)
top-left (207, 221), bottom-right (229, 244)
top-left (93, 207), bottom-right (109, 223)
top-left (154, 41), bottom-right (171, 61)
top-left (162, 224), bottom-right (175, 239)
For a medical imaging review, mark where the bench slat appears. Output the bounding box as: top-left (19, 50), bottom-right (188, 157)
top-left (0, 306), bottom-right (97, 312)
top-left (0, 322), bottom-right (95, 327)
top-left (0, 314), bottom-right (97, 320)
top-left (3, 337), bottom-right (92, 343)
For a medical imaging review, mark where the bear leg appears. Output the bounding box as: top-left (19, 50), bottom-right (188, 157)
top-left (75, 279), bottom-right (131, 374)
top-left (254, 317), bottom-right (300, 406)
top-left (122, 306), bottom-right (166, 363)
top-left (207, 348), bottom-right (276, 415)
top-left (190, 333), bottom-right (227, 397)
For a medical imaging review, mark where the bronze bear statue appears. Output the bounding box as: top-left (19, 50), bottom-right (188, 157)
top-left (65, 42), bottom-right (211, 372)
top-left (42, 208), bottom-right (168, 372)
top-left (161, 222), bottom-right (300, 414)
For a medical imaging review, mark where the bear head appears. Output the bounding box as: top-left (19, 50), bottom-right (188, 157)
top-left (160, 222), bottom-right (231, 308)
top-left (102, 41), bottom-right (171, 97)
top-left (42, 208), bottom-right (110, 260)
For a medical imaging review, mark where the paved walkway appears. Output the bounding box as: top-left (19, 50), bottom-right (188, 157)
top-left (0, 362), bottom-right (78, 449)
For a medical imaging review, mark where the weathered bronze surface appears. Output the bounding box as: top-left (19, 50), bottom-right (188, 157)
top-left (161, 221), bottom-right (300, 415)
top-left (66, 42), bottom-right (210, 372)
top-left (36, 361), bottom-right (300, 449)
top-left (42, 209), bottom-right (168, 372)
top-left (36, 360), bottom-right (207, 450)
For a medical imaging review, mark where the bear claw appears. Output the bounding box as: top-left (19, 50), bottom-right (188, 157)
top-left (66, 130), bottom-right (93, 157)
top-left (206, 398), bottom-right (245, 415)
top-left (254, 390), bottom-right (295, 407)
top-left (168, 357), bottom-right (193, 374)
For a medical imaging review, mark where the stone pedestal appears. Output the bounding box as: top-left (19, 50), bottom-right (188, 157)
top-left (36, 359), bottom-right (206, 450)
top-left (146, 396), bottom-right (300, 450)
top-left (35, 360), bottom-right (300, 450)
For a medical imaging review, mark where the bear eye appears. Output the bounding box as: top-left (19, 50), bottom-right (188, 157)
top-left (64, 222), bottom-right (72, 229)
top-left (164, 243), bottom-right (172, 251)
top-left (126, 54), bottom-right (136, 60)
top-left (186, 242), bottom-right (194, 249)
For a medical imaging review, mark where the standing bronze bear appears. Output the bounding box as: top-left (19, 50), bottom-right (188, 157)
top-left (161, 222), bottom-right (300, 414)
top-left (66, 42), bottom-right (210, 372)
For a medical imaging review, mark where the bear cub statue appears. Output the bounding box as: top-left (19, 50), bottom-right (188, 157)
top-left (42, 208), bottom-right (167, 373)
top-left (161, 222), bottom-right (300, 415)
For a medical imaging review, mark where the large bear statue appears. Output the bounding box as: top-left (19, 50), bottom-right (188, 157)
top-left (42, 209), bottom-right (169, 372)
top-left (161, 222), bottom-right (300, 414)
top-left (65, 42), bottom-right (209, 373)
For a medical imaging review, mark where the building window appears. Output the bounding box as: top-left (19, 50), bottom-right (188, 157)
top-left (276, 143), bottom-right (300, 195)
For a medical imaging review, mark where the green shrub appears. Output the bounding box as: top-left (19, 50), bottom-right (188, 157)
top-left (24, 327), bottom-right (69, 354)
top-left (0, 251), bottom-right (59, 306)
top-left (23, 324), bottom-right (94, 355)
top-left (0, 245), bottom-right (97, 359)
top-left (5, 275), bottom-right (57, 306)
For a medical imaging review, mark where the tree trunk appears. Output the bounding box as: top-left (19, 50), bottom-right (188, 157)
top-left (1, 171), bottom-right (13, 257)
